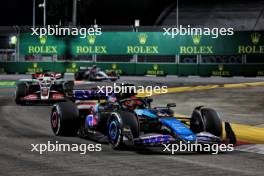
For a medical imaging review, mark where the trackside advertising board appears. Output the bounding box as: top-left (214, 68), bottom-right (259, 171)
top-left (19, 32), bottom-right (264, 56)
top-left (19, 33), bottom-right (66, 55)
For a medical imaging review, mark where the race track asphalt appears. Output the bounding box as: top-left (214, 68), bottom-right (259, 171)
top-left (0, 76), bottom-right (263, 176)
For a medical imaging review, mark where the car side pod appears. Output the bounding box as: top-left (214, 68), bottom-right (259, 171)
top-left (159, 118), bottom-right (197, 142)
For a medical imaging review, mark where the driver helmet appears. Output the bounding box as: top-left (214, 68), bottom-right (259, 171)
top-left (108, 93), bottom-right (117, 103)
top-left (116, 83), bottom-right (137, 100)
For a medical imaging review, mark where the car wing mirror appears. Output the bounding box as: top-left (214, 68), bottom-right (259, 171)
top-left (167, 103), bottom-right (176, 108)
top-left (146, 98), bottom-right (153, 105)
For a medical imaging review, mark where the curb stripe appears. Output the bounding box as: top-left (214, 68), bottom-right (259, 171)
top-left (137, 81), bottom-right (264, 97)
top-left (236, 144), bottom-right (264, 154)
top-left (230, 123), bottom-right (264, 144)
top-left (0, 81), bottom-right (16, 87)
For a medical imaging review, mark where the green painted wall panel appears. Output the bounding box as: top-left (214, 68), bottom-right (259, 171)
top-left (178, 64), bottom-right (198, 76)
top-left (1, 62), bottom-right (264, 76)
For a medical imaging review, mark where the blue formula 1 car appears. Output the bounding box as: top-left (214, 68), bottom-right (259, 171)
top-left (50, 90), bottom-right (229, 150)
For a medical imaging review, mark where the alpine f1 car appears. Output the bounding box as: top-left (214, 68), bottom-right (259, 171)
top-left (50, 89), bottom-right (236, 150)
top-left (15, 72), bottom-right (74, 105)
top-left (75, 66), bottom-right (119, 82)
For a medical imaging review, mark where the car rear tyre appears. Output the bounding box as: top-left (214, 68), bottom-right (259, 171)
top-left (51, 101), bottom-right (79, 136)
top-left (15, 83), bottom-right (28, 105)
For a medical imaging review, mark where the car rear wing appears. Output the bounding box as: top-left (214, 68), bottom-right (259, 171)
top-left (79, 67), bottom-right (92, 70)
top-left (73, 89), bottom-right (109, 101)
top-left (32, 72), bottom-right (64, 79)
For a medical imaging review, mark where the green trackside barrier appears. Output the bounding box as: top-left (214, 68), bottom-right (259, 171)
top-left (0, 62), bottom-right (62, 74)
top-left (136, 63), bottom-right (177, 76)
top-left (0, 62), bottom-right (137, 75)
top-left (0, 68), bottom-right (5, 74)
top-left (96, 63), bottom-right (136, 75)
top-left (242, 64), bottom-right (264, 77)
top-left (199, 64), bottom-right (238, 77)
top-left (178, 64), bottom-right (198, 76)
top-left (1, 62), bottom-right (264, 76)
top-left (198, 64), bottom-right (225, 77)
top-left (0, 62), bottom-right (24, 73)
top-left (198, 64), bottom-right (264, 77)
top-left (63, 62), bottom-right (136, 75)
